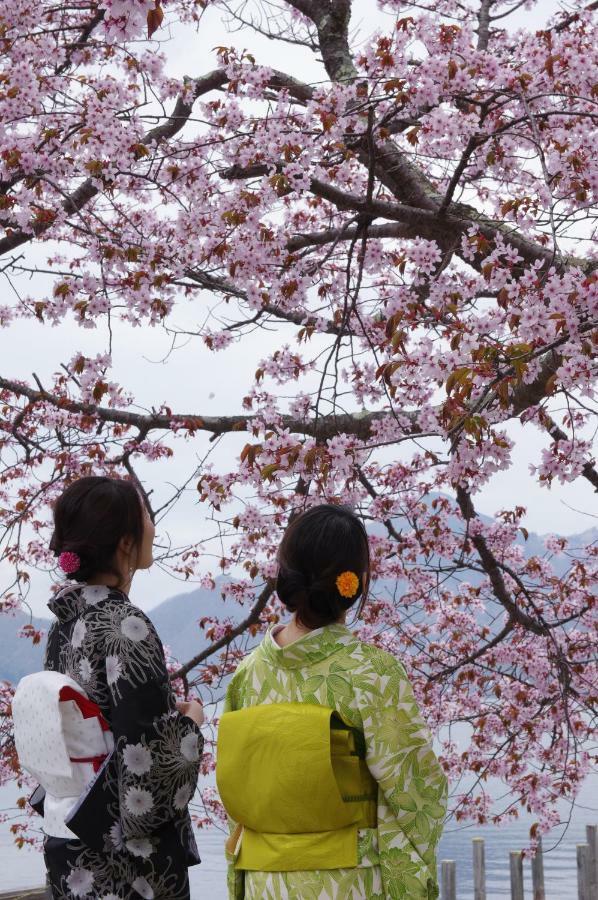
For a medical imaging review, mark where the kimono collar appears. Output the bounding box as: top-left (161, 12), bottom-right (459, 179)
top-left (259, 622), bottom-right (359, 669)
top-left (48, 583), bottom-right (128, 622)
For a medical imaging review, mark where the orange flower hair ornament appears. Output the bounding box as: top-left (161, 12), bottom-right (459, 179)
top-left (335, 570), bottom-right (360, 599)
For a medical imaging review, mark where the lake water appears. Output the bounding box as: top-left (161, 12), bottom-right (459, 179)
top-left (1, 779), bottom-right (596, 898)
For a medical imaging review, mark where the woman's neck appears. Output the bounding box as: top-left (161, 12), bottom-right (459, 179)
top-left (274, 613), bottom-right (345, 648)
top-left (274, 617), bottom-right (311, 647)
top-left (86, 573), bottom-right (131, 594)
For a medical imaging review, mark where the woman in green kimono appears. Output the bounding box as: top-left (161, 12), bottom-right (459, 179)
top-left (218, 504), bottom-right (447, 900)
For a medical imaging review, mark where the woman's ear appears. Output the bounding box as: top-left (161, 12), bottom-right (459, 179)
top-left (118, 534), bottom-right (134, 558)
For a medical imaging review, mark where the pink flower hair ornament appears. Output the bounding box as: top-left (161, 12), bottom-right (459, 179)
top-left (58, 551), bottom-right (81, 574)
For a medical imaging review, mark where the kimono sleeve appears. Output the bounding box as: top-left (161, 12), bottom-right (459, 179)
top-left (105, 608), bottom-right (204, 843)
top-left (360, 654), bottom-right (448, 898)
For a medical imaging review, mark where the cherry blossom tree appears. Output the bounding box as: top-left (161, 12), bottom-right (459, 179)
top-left (0, 0), bottom-right (597, 840)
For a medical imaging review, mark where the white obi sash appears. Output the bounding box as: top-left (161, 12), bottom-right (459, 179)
top-left (12, 671), bottom-right (114, 838)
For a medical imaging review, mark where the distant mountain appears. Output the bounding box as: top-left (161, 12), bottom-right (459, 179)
top-left (514, 526), bottom-right (597, 576)
top-left (148, 582), bottom-right (236, 664)
top-left (1, 526), bottom-right (595, 683)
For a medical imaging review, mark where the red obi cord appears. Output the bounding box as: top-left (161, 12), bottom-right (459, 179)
top-left (59, 685), bottom-right (111, 772)
top-left (69, 753), bottom-right (108, 773)
top-left (58, 685), bottom-right (110, 731)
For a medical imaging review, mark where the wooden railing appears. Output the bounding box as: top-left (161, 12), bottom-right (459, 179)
top-left (440, 824), bottom-right (598, 899)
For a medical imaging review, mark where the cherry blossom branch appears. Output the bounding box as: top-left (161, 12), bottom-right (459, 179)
top-left (308, 179), bottom-right (591, 275)
top-left (539, 414), bottom-right (598, 493)
top-left (0, 66), bottom-right (313, 260)
top-left (454, 485), bottom-right (547, 636)
top-left (3, 339), bottom-right (595, 475)
top-left (554, 1), bottom-right (598, 34)
top-left (283, 0), bottom-right (593, 277)
top-left (181, 269), bottom-right (343, 334)
top-left (429, 620), bottom-right (514, 682)
top-left (0, 375), bottom-right (406, 440)
top-left (223, 150), bottom-right (591, 274)
top-left (222, 147), bottom-right (593, 276)
top-left (55, 8), bottom-right (106, 76)
top-left (171, 581), bottom-right (274, 681)
top-left (356, 468), bottom-right (404, 544)
top-left (0, 67), bottom-right (227, 258)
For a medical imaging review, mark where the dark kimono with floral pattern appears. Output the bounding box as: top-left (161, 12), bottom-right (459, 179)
top-left (41, 583), bottom-right (203, 900)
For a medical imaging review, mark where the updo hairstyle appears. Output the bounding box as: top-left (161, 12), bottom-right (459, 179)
top-left (276, 504), bottom-right (370, 629)
top-left (50, 476), bottom-right (145, 583)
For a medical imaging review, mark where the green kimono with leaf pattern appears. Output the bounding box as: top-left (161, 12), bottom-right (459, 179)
top-left (223, 623), bottom-right (448, 900)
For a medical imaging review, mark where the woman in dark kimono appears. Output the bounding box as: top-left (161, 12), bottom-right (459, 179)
top-left (40, 476), bottom-right (204, 899)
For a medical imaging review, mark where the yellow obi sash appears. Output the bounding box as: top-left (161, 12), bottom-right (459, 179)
top-left (216, 703), bottom-right (377, 871)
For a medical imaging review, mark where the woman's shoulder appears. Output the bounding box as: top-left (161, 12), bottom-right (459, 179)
top-left (353, 638), bottom-right (406, 672)
top-left (347, 637), bottom-right (410, 696)
top-left (77, 588), bottom-right (164, 655)
top-left (80, 587), bottom-right (155, 624)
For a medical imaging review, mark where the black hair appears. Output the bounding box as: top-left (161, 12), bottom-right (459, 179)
top-left (50, 476), bottom-right (145, 583)
top-left (276, 504), bottom-right (370, 629)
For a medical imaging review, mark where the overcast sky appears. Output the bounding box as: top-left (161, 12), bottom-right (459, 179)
top-left (3, 0), bottom-right (595, 620)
